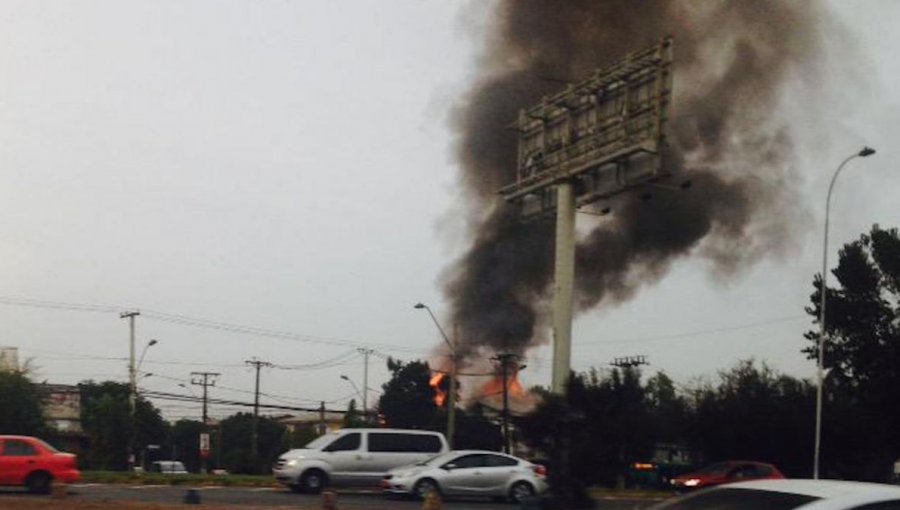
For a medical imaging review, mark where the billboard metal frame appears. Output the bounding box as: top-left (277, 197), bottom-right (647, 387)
top-left (501, 37), bottom-right (673, 214)
top-left (497, 38), bottom-right (674, 395)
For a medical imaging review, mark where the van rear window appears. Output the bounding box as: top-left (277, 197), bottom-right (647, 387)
top-left (369, 433), bottom-right (442, 453)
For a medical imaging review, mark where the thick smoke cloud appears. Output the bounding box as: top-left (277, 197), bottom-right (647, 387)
top-left (443, 1), bottom-right (827, 359)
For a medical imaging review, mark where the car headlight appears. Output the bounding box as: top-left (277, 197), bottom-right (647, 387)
top-left (684, 479), bottom-right (700, 487)
top-left (393, 470), bottom-right (416, 479)
top-left (285, 459), bottom-right (300, 467)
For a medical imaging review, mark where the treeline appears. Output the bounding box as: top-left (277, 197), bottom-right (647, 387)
top-left (0, 373), bottom-right (314, 474)
top-left (518, 361), bottom-right (817, 488)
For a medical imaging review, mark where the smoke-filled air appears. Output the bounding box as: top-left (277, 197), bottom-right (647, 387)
top-left (442, 1), bottom-right (830, 362)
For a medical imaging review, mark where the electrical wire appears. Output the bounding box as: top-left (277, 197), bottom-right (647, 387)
top-left (0, 295), bottom-right (429, 355)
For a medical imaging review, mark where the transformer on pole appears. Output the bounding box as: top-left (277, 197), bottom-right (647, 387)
top-left (500, 38), bottom-right (674, 394)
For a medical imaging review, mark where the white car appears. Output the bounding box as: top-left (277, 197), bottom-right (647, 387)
top-left (149, 461), bottom-right (188, 474)
top-left (381, 450), bottom-right (548, 503)
top-left (649, 479), bottom-right (900, 510)
top-left (273, 428), bottom-right (448, 493)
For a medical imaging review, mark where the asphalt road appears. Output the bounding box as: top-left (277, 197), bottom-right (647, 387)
top-left (0, 484), bottom-right (662, 509)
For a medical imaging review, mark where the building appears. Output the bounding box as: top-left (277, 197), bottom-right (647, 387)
top-left (278, 410), bottom-right (344, 437)
top-left (0, 346), bottom-right (19, 372)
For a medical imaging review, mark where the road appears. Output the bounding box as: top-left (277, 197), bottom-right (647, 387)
top-left (0, 484), bottom-right (662, 509)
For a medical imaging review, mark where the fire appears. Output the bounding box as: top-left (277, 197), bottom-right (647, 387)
top-left (480, 371), bottom-right (527, 400)
top-left (430, 372), bottom-right (447, 407)
top-left (477, 363), bottom-right (537, 414)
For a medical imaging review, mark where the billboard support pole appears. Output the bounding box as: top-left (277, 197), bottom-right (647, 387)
top-left (551, 181), bottom-right (576, 394)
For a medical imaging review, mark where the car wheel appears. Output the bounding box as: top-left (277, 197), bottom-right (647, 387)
top-left (509, 481), bottom-right (535, 503)
top-left (413, 478), bottom-right (440, 500)
top-left (26, 472), bottom-right (53, 495)
top-left (300, 469), bottom-right (328, 494)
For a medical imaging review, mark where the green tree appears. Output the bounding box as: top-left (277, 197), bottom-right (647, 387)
top-left (343, 399), bottom-right (366, 428)
top-left (518, 368), bottom-right (653, 490)
top-left (0, 370), bottom-right (46, 436)
top-left (376, 358), bottom-right (438, 429)
top-left (78, 381), bottom-right (167, 470)
top-left (220, 412), bottom-right (286, 474)
top-left (805, 224), bottom-right (900, 480)
top-left (686, 360), bottom-right (813, 477)
top-left (169, 419), bottom-right (204, 473)
top-left (645, 371), bottom-right (690, 453)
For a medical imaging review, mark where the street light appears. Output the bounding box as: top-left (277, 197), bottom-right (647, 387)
top-left (137, 339), bottom-right (158, 374)
top-left (340, 375), bottom-right (365, 403)
top-left (414, 302), bottom-right (457, 448)
top-left (814, 146), bottom-right (876, 480)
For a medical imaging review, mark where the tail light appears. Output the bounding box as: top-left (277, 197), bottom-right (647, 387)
top-left (532, 464), bottom-right (547, 477)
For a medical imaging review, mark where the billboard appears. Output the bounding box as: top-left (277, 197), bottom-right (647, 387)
top-left (500, 38), bottom-right (673, 217)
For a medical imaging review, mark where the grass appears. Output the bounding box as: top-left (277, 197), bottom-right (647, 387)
top-left (79, 471), bottom-right (277, 487)
top-left (78, 471), bottom-right (675, 500)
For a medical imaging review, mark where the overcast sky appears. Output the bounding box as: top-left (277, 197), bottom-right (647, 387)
top-left (1, 1), bottom-right (898, 421)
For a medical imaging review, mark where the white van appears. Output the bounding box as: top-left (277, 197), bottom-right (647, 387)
top-left (273, 428), bottom-right (448, 493)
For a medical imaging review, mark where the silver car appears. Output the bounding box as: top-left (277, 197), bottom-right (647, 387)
top-left (382, 450), bottom-right (548, 503)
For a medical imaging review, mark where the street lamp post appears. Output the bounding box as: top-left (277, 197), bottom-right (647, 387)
top-left (130, 335), bottom-right (158, 472)
top-left (340, 375), bottom-right (365, 412)
top-left (414, 303), bottom-right (457, 449)
top-left (814, 146), bottom-right (876, 480)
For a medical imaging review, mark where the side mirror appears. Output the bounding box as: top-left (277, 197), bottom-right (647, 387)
top-left (443, 463), bottom-right (457, 471)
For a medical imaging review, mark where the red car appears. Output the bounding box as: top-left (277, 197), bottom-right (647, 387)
top-left (670, 461), bottom-right (783, 490)
top-left (0, 435), bottom-right (80, 493)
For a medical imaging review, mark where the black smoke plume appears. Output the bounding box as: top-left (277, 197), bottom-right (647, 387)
top-left (443, 1), bottom-right (828, 359)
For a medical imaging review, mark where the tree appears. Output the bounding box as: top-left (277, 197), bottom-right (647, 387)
top-left (686, 360), bottom-right (813, 477)
top-left (343, 399), bottom-right (366, 428)
top-left (169, 419), bottom-right (204, 473)
top-left (376, 358), bottom-right (438, 430)
top-left (0, 370), bottom-right (46, 436)
top-left (518, 367), bottom-right (653, 491)
top-left (220, 412), bottom-right (286, 474)
top-left (645, 371), bottom-right (690, 451)
top-left (805, 224), bottom-right (900, 480)
top-left (78, 381), bottom-right (167, 470)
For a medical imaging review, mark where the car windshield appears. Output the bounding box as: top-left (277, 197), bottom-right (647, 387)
top-left (650, 488), bottom-right (819, 510)
top-left (693, 462), bottom-right (732, 475)
top-left (304, 434), bottom-right (338, 450)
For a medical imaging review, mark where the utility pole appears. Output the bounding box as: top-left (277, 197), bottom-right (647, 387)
top-left (191, 371), bottom-right (219, 473)
top-left (413, 303), bottom-right (457, 448)
top-left (358, 348), bottom-right (373, 423)
top-left (492, 353), bottom-right (519, 454)
top-left (245, 358), bottom-right (272, 460)
top-left (120, 310), bottom-right (140, 471)
top-left (447, 324), bottom-right (458, 450)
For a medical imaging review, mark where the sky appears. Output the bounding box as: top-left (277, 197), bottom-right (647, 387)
top-left (1, 1), bottom-right (898, 421)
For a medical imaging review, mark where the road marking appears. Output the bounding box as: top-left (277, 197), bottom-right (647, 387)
top-left (129, 485), bottom-right (169, 489)
top-left (249, 487), bottom-right (277, 492)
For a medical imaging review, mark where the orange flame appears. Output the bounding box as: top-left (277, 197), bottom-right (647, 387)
top-left (480, 371), bottom-right (527, 400)
top-left (430, 372), bottom-right (447, 407)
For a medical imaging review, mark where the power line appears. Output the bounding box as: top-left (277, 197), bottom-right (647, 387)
top-left (141, 390), bottom-right (346, 414)
top-left (578, 315), bottom-right (806, 346)
top-left (0, 295), bottom-right (429, 355)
